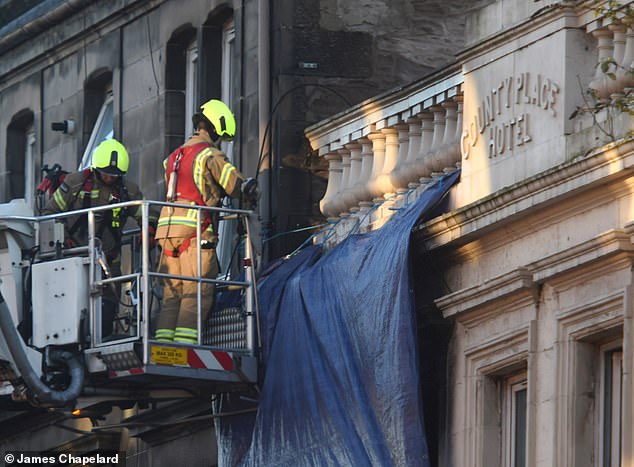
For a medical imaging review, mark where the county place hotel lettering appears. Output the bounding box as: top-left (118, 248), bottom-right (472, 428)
top-left (462, 72), bottom-right (560, 159)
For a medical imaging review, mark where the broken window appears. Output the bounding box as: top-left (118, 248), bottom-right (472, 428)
top-left (79, 90), bottom-right (114, 170)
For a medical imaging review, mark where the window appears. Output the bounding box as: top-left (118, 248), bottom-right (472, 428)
top-left (216, 17), bottom-right (237, 275)
top-left (504, 375), bottom-right (527, 467)
top-left (185, 41), bottom-right (198, 139)
top-left (79, 91), bottom-right (114, 170)
top-left (601, 345), bottom-right (623, 467)
top-left (5, 110), bottom-right (35, 203)
top-left (481, 368), bottom-right (528, 467)
top-left (221, 19), bottom-right (235, 158)
top-left (165, 26), bottom-right (196, 151)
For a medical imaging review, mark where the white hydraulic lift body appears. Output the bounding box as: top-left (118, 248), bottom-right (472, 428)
top-left (0, 199), bottom-right (260, 410)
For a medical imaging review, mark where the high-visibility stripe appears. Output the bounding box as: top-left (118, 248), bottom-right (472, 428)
top-left (155, 329), bottom-right (175, 341)
top-left (175, 327), bottom-right (198, 338)
top-left (53, 189), bottom-right (67, 210)
top-left (157, 215), bottom-right (214, 231)
top-left (80, 190), bottom-right (99, 199)
top-left (174, 337), bottom-right (197, 344)
top-left (219, 164), bottom-right (236, 190)
top-left (193, 149), bottom-right (212, 202)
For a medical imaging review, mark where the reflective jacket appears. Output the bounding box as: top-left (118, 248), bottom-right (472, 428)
top-left (155, 134), bottom-right (244, 241)
top-left (43, 170), bottom-right (145, 256)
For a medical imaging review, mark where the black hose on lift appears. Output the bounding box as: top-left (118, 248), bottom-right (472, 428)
top-left (0, 291), bottom-right (84, 407)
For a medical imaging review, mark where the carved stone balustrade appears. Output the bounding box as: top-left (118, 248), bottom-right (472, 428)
top-left (308, 3), bottom-right (634, 249)
top-left (305, 69), bottom-right (464, 229)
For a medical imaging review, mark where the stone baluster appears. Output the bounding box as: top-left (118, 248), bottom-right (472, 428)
top-left (618, 21), bottom-right (634, 89)
top-left (608, 22), bottom-right (627, 97)
top-left (336, 147), bottom-right (352, 216)
top-left (391, 114), bottom-right (423, 190)
top-left (414, 112), bottom-right (435, 185)
top-left (433, 100), bottom-right (458, 173)
top-left (589, 26), bottom-right (615, 101)
top-left (425, 105), bottom-right (447, 176)
top-left (366, 132), bottom-right (387, 200)
top-left (319, 152), bottom-right (344, 219)
top-left (373, 128), bottom-right (399, 198)
top-left (353, 138), bottom-right (374, 210)
top-left (452, 95), bottom-right (464, 170)
top-left (342, 143), bottom-right (362, 213)
top-left (390, 123), bottom-right (411, 192)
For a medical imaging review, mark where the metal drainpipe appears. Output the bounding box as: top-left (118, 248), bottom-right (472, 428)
top-left (258, 0), bottom-right (271, 262)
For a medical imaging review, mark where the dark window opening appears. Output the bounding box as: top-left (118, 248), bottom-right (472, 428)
top-left (165, 25), bottom-right (196, 150)
top-left (5, 109), bottom-right (35, 203)
top-left (81, 70), bottom-right (113, 169)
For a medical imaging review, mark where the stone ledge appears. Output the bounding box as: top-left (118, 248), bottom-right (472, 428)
top-left (436, 267), bottom-right (535, 320)
top-left (530, 229), bottom-right (634, 285)
top-left (415, 138), bottom-right (634, 250)
top-left (436, 228), bottom-right (634, 320)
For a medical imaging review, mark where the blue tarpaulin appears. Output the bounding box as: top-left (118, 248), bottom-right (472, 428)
top-left (215, 171), bottom-right (460, 466)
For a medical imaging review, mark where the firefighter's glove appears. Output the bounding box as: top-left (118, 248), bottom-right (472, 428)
top-left (241, 178), bottom-right (260, 208)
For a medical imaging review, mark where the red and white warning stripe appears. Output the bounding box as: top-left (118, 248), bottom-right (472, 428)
top-left (187, 348), bottom-right (234, 371)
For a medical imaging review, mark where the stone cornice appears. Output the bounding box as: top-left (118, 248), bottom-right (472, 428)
top-left (414, 138), bottom-right (634, 250)
top-left (436, 267), bottom-right (536, 320)
top-left (530, 229), bottom-right (634, 286)
top-left (435, 228), bottom-right (634, 320)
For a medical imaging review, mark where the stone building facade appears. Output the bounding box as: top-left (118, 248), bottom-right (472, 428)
top-left (307, 0), bottom-right (634, 465)
top-left (0, 0), bottom-right (481, 464)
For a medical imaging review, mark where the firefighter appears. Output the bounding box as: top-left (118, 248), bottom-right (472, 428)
top-left (155, 99), bottom-right (257, 344)
top-left (43, 138), bottom-right (154, 337)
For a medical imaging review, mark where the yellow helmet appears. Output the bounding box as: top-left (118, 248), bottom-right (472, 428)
top-left (200, 99), bottom-right (236, 141)
top-left (91, 138), bottom-right (129, 176)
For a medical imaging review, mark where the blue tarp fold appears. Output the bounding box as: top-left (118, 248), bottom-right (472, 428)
top-left (216, 171), bottom-right (460, 466)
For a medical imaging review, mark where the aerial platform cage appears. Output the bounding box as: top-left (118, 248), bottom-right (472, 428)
top-left (2, 200), bottom-right (260, 397)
